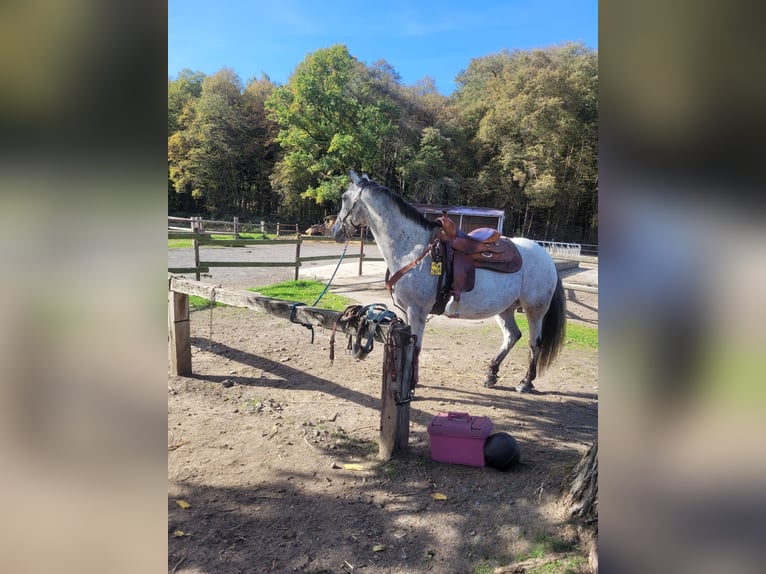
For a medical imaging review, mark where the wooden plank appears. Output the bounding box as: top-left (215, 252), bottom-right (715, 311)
top-left (552, 254), bottom-right (598, 264)
top-left (294, 238), bottom-right (301, 281)
top-left (298, 254), bottom-right (362, 263)
top-left (196, 238), bottom-right (299, 246)
top-left (168, 232), bottom-right (208, 239)
top-left (300, 235), bottom-right (376, 245)
top-left (378, 336), bottom-right (399, 460)
top-left (562, 282), bottom-right (599, 294)
top-left (168, 267), bottom-right (209, 274)
top-left (198, 261), bottom-right (298, 268)
top-left (379, 325), bottom-right (414, 459)
top-left (168, 277), bottom-right (390, 343)
top-left (168, 291), bottom-right (191, 376)
top-left (193, 239), bottom-right (201, 281)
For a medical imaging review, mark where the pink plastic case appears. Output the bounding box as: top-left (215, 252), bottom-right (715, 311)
top-left (427, 412), bottom-right (493, 467)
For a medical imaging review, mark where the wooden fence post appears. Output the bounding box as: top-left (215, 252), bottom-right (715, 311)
top-left (276, 222), bottom-right (280, 236)
top-left (193, 238), bottom-right (201, 281)
top-left (260, 221), bottom-right (265, 235)
top-left (294, 236), bottom-right (301, 281)
top-left (359, 229), bottom-right (365, 276)
top-left (233, 216), bottom-right (239, 239)
top-left (168, 290), bottom-right (192, 376)
top-left (379, 324), bottom-right (414, 459)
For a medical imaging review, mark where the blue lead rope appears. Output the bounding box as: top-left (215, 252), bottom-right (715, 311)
top-left (290, 242), bottom-right (349, 344)
top-left (311, 240), bottom-right (349, 307)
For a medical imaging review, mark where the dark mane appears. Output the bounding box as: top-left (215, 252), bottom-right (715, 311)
top-left (358, 178), bottom-right (438, 231)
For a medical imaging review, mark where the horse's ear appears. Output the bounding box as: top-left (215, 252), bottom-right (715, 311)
top-left (349, 170), bottom-right (360, 184)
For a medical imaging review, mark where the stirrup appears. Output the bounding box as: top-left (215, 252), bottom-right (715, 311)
top-left (445, 300), bottom-right (460, 319)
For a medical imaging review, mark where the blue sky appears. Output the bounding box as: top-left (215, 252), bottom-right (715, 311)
top-left (168, 0), bottom-right (597, 95)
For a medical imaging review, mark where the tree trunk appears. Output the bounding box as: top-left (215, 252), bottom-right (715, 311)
top-left (563, 439), bottom-right (598, 572)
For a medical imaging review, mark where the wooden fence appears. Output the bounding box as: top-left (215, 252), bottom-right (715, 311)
top-left (169, 215), bottom-right (306, 238)
top-left (169, 218), bottom-right (597, 294)
top-left (553, 255), bottom-right (598, 295)
top-left (168, 232), bottom-right (383, 281)
top-left (168, 276), bottom-right (414, 459)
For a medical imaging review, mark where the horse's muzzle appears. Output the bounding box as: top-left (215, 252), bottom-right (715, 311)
top-left (331, 222), bottom-right (348, 243)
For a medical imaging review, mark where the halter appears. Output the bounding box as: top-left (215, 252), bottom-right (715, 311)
top-left (338, 183), bottom-right (366, 237)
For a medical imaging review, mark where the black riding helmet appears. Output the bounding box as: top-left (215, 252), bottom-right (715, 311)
top-left (484, 432), bottom-right (521, 471)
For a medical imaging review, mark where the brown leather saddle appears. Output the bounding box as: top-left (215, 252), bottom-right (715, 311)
top-left (430, 213), bottom-right (522, 315)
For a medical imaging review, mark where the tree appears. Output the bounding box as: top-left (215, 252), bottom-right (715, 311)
top-left (168, 69), bottom-right (205, 135)
top-left (401, 127), bottom-right (457, 204)
top-left (563, 439), bottom-right (598, 572)
top-left (241, 74), bottom-right (280, 215)
top-left (266, 45), bottom-right (398, 210)
top-left (168, 68), bottom-right (279, 216)
top-left (453, 44), bottom-right (598, 242)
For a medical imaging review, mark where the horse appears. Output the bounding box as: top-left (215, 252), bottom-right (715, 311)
top-left (304, 223), bottom-right (325, 236)
top-left (332, 171), bottom-right (566, 393)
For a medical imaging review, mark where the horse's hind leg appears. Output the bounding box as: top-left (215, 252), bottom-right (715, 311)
top-left (484, 308), bottom-right (522, 387)
top-left (516, 307), bottom-right (545, 393)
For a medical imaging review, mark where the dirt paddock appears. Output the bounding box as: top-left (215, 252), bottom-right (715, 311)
top-left (168, 258), bottom-right (598, 573)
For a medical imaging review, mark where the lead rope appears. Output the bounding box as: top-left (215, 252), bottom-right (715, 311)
top-left (289, 302), bottom-right (315, 344)
top-left (311, 239), bottom-right (349, 307)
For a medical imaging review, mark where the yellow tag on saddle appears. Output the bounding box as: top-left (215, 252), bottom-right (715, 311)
top-left (430, 261), bottom-right (442, 275)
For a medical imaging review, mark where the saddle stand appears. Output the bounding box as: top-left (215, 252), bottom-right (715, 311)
top-left (430, 213), bottom-right (522, 317)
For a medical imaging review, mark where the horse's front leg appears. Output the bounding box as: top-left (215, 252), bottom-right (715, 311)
top-left (484, 310), bottom-right (522, 388)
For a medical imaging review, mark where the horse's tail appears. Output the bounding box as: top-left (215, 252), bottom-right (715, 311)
top-left (538, 276), bottom-right (566, 372)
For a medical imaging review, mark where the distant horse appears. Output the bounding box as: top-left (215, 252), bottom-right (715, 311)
top-left (332, 172), bottom-right (565, 392)
top-left (304, 224), bottom-right (325, 236)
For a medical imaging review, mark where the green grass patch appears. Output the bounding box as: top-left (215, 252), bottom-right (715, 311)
top-left (209, 232), bottom-right (272, 242)
top-left (473, 563), bottom-right (497, 574)
top-left (168, 232), bottom-right (276, 249)
top-left (427, 314), bottom-right (597, 350)
top-left (515, 532), bottom-right (576, 563)
top-left (168, 238), bottom-right (192, 249)
top-left (527, 556), bottom-right (586, 574)
top-left (513, 315), bottom-right (597, 350)
top-left (564, 321), bottom-right (598, 349)
top-left (378, 460), bottom-right (401, 479)
top-left (248, 279), bottom-right (354, 311)
top-left (189, 295), bottom-right (226, 310)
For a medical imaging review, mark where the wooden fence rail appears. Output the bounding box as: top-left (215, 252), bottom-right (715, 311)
top-left (168, 216), bottom-right (323, 238)
top-left (168, 276), bottom-right (413, 459)
top-left (168, 232), bottom-right (384, 281)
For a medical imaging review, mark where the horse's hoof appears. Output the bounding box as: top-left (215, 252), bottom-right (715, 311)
top-left (515, 381), bottom-right (534, 393)
top-left (483, 376), bottom-right (497, 388)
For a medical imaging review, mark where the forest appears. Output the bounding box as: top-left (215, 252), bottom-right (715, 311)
top-left (168, 42), bottom-right (597, 244)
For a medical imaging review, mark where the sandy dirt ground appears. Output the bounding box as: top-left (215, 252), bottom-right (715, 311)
top-left (168, 245), bottom-right (598, 573)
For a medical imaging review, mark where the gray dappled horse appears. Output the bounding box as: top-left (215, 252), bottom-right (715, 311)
top-left (332, 172), bottom-right (566, 393)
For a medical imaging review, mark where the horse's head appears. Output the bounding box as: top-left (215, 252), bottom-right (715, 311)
top-left (332, 170), bottom-right (370, 242)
